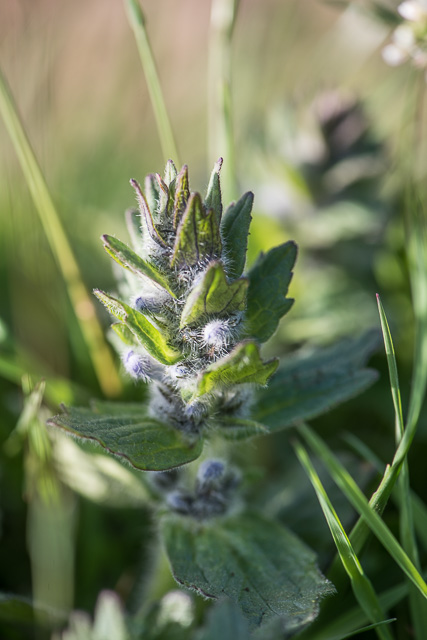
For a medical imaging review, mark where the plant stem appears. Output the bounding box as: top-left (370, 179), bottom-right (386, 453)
top-left (124, 0), bottom-right (180, 166)
top-left (0, 68), bottom-right (122, 398)
top-left (208, 0), bottom-right (240, 204)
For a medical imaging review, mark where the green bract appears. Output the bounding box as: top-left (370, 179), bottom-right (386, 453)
top-left (50, 160), bottom-right (297, 469)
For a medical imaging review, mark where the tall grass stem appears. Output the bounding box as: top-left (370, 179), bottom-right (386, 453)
top-left (0, 69), bottom-right (122, 397)
top-left (208, 0), bottom-right (240, 204)
top-left (124, 0), bottom-right (180, 166)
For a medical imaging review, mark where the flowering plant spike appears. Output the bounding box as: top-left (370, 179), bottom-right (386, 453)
top-left (49, 160), bottom-right (297, 470)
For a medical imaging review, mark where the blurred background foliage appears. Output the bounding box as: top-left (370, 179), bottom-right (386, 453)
top-left (1, 0), bottom-right (427, 638)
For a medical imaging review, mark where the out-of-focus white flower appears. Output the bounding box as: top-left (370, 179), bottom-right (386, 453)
top-left (382, 43), bottom-right (409, 66)
top-left (398, 1), bottom-right (427, 22)
top-left (382, 2), bottom-right (427, 76)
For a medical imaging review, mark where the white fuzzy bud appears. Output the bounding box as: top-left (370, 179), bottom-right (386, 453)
top-left (203, 319), bottom-right (232, 349)
top-left (197, 459), bottom-right (225, 486)
top-left (122, 349), bottom-right (151, 382)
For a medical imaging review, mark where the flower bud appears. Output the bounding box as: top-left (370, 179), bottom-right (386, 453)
top-left (203, 319), bottom-right (233, 350)
top-left (122, 349), bottom-right (151, 382)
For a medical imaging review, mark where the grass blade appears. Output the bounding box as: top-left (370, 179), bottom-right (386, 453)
top-left (333, 620), bottom-right (397, 640)
top-left (406, 200), bottom-right (427, 435)
top-left (376, 295), bottom-right (404, 439)
top-left (299, 423), bottom-right (427, 600)
top-left (208, 0), bottom-right (241, 203)
top-left (124, 0), bottom-right (180, 165)
top-left (294, 441), bottom-right (393, 640)
top-left (302, 578), bottom-right (409, 640)
top-left (377, 295), bottom-right (427, 637)
top-left (344, 433), bottom-right (427, 553)
top-left (0, 69), bottom-right (121, 398)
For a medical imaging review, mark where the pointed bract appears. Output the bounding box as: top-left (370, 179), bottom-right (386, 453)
top-left (180, 261), bottom-right (248, 327)
top-left (173, 164), bottom-right (190, 228)
top-left (171, 193), bottom-right (222, 268)
top-left (221, 192), bottom-right (254, 279)
top-left (102, 234), bottom-right (177, 297)
top-left (144, 173), bottom-right (160, 219)
top-left (94, 289), bottom-right (182, 365)
top-left (130, 178), bottom-right (167, 247)
top-left (204, 157), bottom-right (223, 224)
top-left (164, 158), bottom-right (177, 186)
top-left (194, 341), bottom-right (279, 399)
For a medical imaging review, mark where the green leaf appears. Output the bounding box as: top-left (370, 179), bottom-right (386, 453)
top-left (53, 431), bottom-right (151, 508)
top-left (48, 405), bottom-right (203, 471)
top-left (155, 173), bottom-right (170, 219)
top-left (171, 194), bottom-right (222, 268)
top-left (162, 511), bottom-right (333, 629)
top-left (243, 241), bottom-right (296, 343)
top-left (125, 208), bottom-right (143, 252)
top-left (196, 600), bottom-right (250, 640)
top-left (111, 322), bottom-right (139, 346)
top-left (173, 164), bottom-right (190, 228)
top-left (204, 158), bottom-right (223, 224)
top-left (94, 289), bottom-right (182, 365)
top-left (221, 192), bottom-right (253, 279)
top-left (131, 178), bottom-right (167, 247)
top-left (144, 173), bottom-right (160, 218)
top-left (102, 235), bottom-right (177, 298)
top-left (254, 330), bottom-right (380, 432)
top-left (195, 341), bottom-right (278, 399)
top-left (180, 262), bottom-right (248, 327)
top-left (214, 416), bottom-right (268, 440)
top-left (164, 158), bottom-right (177, 186)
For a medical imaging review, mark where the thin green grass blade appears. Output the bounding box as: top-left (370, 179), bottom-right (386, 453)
top-left (376, 295), bottom-right (404, 438)
top-left (208, 0), bottom-right (241, 203)
top-left (336, 620), bottom-right (397, 640)
top-left (299, 423), bottom-right (427, 600)
top-left (406, 200), bottom-right (427, 435)
top-left (124, 0), bottom-right (180, 165)
top-left (294, 441), bottom-right (393, 640)
top-left (344, 433), bottom-right (427, 552)
top-left (0, 68), bottom-right (121, 397)
top-left (377, 295), bottom-right (427, 637)
top-left (301, 580), bottom-right (408, 640)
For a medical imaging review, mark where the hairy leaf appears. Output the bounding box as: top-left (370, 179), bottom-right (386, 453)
top-left (164, 158), bottom-right (178, 186)
top-left (173, 164), bottom-right (190, 228)
top-left (180, 262), bottom-right (248, 327)
top-left (196, 600), bottom-right (250, 640)
top-left (214, 416), bottom-right (268, 440)
top-left (243, 242), bottom-right (297, 343)
top-left (102, 235), bottom-right (177, 298)
top-left (48, 405), bottom-right (203, 471)
top-left (162, 511), bottom-right (333, 629)
top-left (254, 330), bottom-right (380, 431)
top-left (131, 178), bottom-right (167, 247)
top-left (144, 173), bottom-right (160, 219)
top-left (94, 290), bottom-right (182, 365)
top-left (171, 194), bottom-right (222, 268)
top-left (195, 341), bottom-right (278, 399)
top-left (204, 157), bottom-right (223, 224)
top-left (111, 322), bottom-right (139, 346)
top-left (125, 208), bottom-right (143, 252)
top-left (221, 192), bottom-right (253, 279)
top-left (155, 173), bottom-right (170, 220)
